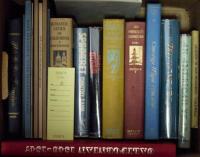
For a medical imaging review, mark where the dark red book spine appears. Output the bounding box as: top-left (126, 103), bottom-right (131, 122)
top-left (1, 140), bottom-right (176, 157)
top-left (124, 22), bottom-right (145, 139)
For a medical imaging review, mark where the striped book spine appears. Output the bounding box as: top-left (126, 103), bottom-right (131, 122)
top-left (178, 34), bottom-right (192, 148)
top-left (145, 4), bottom-right (161, 140)
top-left (23, 0), bottom-right (32, 138)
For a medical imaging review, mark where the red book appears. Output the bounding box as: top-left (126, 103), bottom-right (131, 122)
top-left (124, 22), bottom-right (145, 139)
top-left (1, 140), bottom-right (176, 157)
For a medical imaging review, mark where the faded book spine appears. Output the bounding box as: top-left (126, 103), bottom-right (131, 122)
top-left (74, 28), bottom-right (90, 137)
top-left (125, 22), bottom-right (145, 139)
top-left (178, 34), bottom-right (192, 148)
top-left (103, 19), bottom-right (124, 139)
top-left (145, 4), bottom-right (161, 140)
top-left (89, 27), bottom-right (102, 138)
top-left (7, 18), bottom-right (22, 137)
top-left (160, 19), bottom-right (180, 139)
top-left (50, 18), bottom-right (73, 67)
top-left (191, 30), bottom-right (199, 128)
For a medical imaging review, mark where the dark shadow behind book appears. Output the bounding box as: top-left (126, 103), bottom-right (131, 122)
top-left (7, 18), bottom-right (22, 138)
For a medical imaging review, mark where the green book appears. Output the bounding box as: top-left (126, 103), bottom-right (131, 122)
top-left (178, 34), bottom-right (192, 148)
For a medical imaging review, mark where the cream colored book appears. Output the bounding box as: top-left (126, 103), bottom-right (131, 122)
top-left (47, 67), bottom-right (75, 140)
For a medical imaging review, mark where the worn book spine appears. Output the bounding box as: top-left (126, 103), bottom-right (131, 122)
top-left (7, 18), bottom-right (22, 137)
top-left (191, 30), bottom-right (199, 128)
top-left (74, 28), bottom-right (90, 137)
top-left (1, 140), bottom-right (176, 157)
top-left (145, 4), bottom-right (161, 140)
top-left (178, 34), bottom-right (192, 148)
top-left (50, 18), bottom-right (73, 67)
top-left (160, 19), bottom-right (180, 139)
top-left (23, 0), bottom-right (33, 138)
top-left (103, 19), bottom-right (124, 139)
top-left (89, 27), bottom-right (102, 138)
top-left (125, 22), bottom-right (145, 139)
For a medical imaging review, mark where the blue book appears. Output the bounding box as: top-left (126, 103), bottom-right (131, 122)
top-left (23, 0), bottom-right (32, 138)
top-left (74, 28), bottom-right (90, 137)
top-left (145, 4), bottom-right (161, 140)
top-left (160, 19), bottom-right (180, 139)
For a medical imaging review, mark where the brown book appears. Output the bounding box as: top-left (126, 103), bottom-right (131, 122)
top-left (124, 22), bottom-right (145, 139)
top-left (33, 0), bottom-right (39, 139)
top-left (2, 51), bottom-right (8, 100)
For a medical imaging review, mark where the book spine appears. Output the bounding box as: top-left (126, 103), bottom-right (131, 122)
top-left (50, 18), bottom-right (73, 67)
top-left (89, 27), bottom-right (102, 138)
top-left (7, 18), bottom-right (22, 137)
top-left (74, 28), bottom-right (90, 137)
top-left (125, 22), bottom-right (145, 139)
top-left (1, 140), bottom-right (176, 157)
top-left (145, 4), bottom-right (161, 140)
top-left (191, 30), bottom-right (199, 128)
top-left (160, 19), bottom-right (180, 139)
top-left (23, 0), bottom-right (32, 138)
top-left (103, 19), bottom-right (124, 139)
top-left (178, 34), bottom-right (192, 148)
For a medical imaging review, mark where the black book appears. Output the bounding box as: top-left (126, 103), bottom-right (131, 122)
top-left (7, 18), bottom-right (22, 137)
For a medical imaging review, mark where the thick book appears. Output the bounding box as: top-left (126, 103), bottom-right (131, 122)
top-left (23, 0), bottom-right (33, 138)
top-left (160, 19), bottom-right (180, 139)
top-left (74, 28), bottom-right (90, 137)
top-left (103, 19), bottom-right (124, 139)
top-left (124, 22), bottom-right (145, 139)
top-left (191, 30), bottom-right (199, 128)
top-left (50, 18), bottom-right (73, 67)
top-left (145, 4), bottom-right (161, 140)
top-left (7, 18), bottom-right (22, 137)
top-left (89, 27), bottom-right (102, 138)
top-left (178, 34), bottom-right (192, 148)
top-left (1, 140), bottom-right (176, 157)
top-left (47, 67), bottom-right (75, 140)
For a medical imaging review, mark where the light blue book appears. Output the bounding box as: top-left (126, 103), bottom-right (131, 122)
top-left (145, 3), bottom-right (161, 140)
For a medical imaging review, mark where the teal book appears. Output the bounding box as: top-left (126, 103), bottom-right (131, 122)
top-left (178, 34), bottom-right (192, 148)
top-left (160, 19), bottom-right (180, 139)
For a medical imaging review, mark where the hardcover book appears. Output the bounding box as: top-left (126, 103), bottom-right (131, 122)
top-left (7, 18), bottom-right (22, 137)
top-left (160, 19), bottom-right (180, 139)
top-left (145, 4), bottom-right (161, 140)
top-left (191, 30), bottom-right (199, 128)
top-left (50, 18), bottom-right (73, 67)
top-left (47, 67), bottom-right (75, 140)
top-left (74, 28), bottom-right (90, 137)
top-left (125, 21), bottom-right (145, 139)
top-left (103, 19), bottom-right (124, 139)
top-left (89, 27), bottom-right (102, 138)
top-left (2, 51), bottom-right (8, 100)
top-left (178, 34), bottom-right (192, 148)
top-left (23, 0), bottom-right (33, 138)
top-left (1, 140), bottom-right (176, 157)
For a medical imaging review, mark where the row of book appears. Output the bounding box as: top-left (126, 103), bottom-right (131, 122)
top-left (5, 0), bottom-right (199, 150)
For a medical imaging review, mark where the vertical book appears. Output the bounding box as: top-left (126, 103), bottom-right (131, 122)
top-left (103, 19), bottom-right (124, 139)
top-left (160, 19), bottom-right (180, 139)
top-left (125, 22), bottom-right (145, 139)
top-left (74, 28), bottom-right (90, 137)
top-left (178, 34), bottom-right (192, 148)
top-left (89, 27), bottom-right (102, 138)
top-left (145, 4), bottom-right (161, 140)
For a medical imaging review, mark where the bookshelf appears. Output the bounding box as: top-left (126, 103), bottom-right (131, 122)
top-left (0, 0), bottom-right (200, 157)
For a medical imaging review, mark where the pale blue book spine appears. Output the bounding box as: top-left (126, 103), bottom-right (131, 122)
top-left (145, 4), bottom-right (161, 140)
top-left (23, 0), bottom-right (32, 138)
top-left (160, 19), bottom-right (180, 139)
top-left (178, 34), bottom-right (192, 148)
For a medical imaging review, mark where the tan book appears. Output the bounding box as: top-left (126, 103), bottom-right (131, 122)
top-left (50, 18), bottom-right (73, 67)
top-left (191, 30), bottom-right (199, 128)
top-left (33, 0), bottom-right (39, 138)
top-left (2, 51), bottom-right (8, 100)
top-left (42, 0), bottom-right (48, 140)
top-left (103, 19), bottom-right (124, 139)
top-left (38, 2), bottom-right (43, 139)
